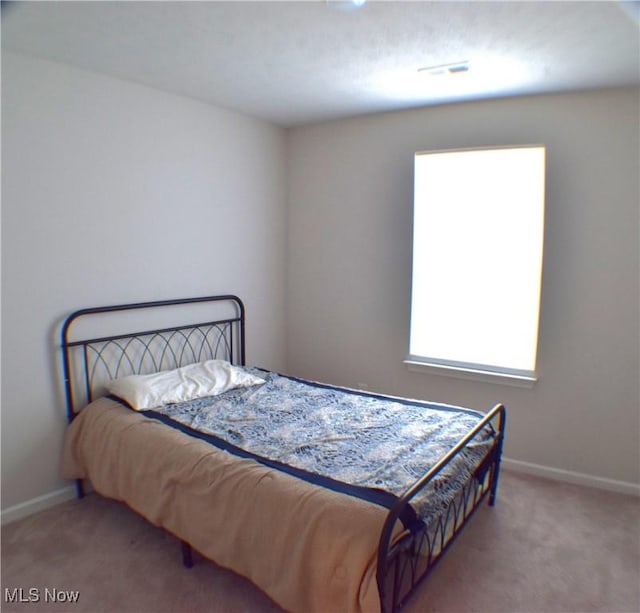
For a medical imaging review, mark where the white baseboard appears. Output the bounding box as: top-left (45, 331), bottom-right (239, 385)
top-left (1, 485), bottom-right (77, 525)
top-left (503, 457), bottom-right (640, 497)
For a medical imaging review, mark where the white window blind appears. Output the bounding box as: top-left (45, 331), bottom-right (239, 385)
top-left (408, 145), bottom-right (546, 382)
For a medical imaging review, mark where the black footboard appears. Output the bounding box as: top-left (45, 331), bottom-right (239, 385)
top-left (376, 403), bottom-right (506, 612)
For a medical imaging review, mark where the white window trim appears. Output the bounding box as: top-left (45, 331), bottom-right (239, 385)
top-left (404, 357), bottom-right (537, 388)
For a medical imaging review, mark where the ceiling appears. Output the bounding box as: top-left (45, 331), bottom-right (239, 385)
top-left (2, 1), bottom-right (639, 127)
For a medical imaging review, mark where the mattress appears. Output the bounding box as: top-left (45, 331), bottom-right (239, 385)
top-left (144, 369), bottom-right (494, 526)
top-left (62, 370), bottom-right (494, 612)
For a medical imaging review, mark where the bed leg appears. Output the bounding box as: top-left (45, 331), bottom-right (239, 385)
top-left (181, 540), bottom-right (194, 568)
top-left (489, 464), bottom-right (500, 507)
top-left (75, 479), bottom-right (85, 499)
top-left (489, 443), bottom-right (504, 507)
top-left (489, 405), bottom-right (506, 507)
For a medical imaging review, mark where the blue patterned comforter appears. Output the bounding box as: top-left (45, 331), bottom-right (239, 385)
top-left (142, 369), bottom-right (495, 525)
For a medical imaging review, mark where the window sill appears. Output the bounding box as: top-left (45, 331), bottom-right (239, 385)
top-left (404, 359), bottom-right (537, 388)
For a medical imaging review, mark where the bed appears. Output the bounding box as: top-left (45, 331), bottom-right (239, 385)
top-left (60, 294), bottom-right (505, 613)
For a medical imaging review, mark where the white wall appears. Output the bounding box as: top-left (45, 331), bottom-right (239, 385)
top-left (3, 52), bottom-right (638, 515)
top-left (1, 53), bottom-right (288, 510)
top-left (286, 88), bottom-right (640, 486)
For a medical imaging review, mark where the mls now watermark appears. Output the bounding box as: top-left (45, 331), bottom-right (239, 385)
top-left (5, 587), bottom-right (80, 604)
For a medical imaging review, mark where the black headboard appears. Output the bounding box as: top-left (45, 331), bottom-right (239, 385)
top-left (61, 294), bottom-right (245, 421)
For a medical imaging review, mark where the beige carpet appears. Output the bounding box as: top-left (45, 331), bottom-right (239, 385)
top-left (2, 469), bottom-right (639, 613)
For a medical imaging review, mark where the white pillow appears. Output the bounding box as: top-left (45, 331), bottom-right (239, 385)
top-left (105, 359), bottom-right (265, 411)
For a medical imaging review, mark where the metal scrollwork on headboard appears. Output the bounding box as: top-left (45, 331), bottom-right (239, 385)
top-left (61, 295), bottom-right (245, 421)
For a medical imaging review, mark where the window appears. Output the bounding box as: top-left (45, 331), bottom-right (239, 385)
top-left (407, 145), bottom-right (546, 385)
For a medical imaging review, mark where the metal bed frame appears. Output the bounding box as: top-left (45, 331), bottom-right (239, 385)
top-left (61, 294), bottom-right (505, 613)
